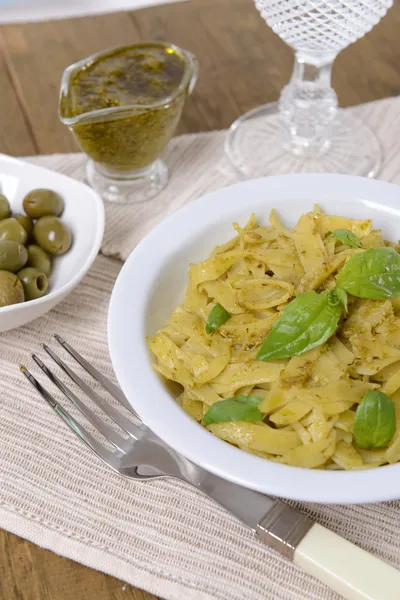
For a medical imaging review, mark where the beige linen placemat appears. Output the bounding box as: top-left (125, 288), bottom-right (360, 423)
top-left (1, 96), bottom-right (400, 600)
top-left (26, 96), bottom-right (400, 263)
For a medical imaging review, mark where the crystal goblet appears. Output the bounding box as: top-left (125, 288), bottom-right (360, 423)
top-left (226, 0), bottom-right (393, 179)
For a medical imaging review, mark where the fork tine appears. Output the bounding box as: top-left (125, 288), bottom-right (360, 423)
top-left (32, 354), bottom-right (130, 453)
top-left (20, 365), bottom-right (112, 461)
top-left (54, 335), bottom-right (135, 414)
top-left (42, 344), bottom-right (141, 439)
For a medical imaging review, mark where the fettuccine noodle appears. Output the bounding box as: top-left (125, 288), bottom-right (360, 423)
top-left (148, 207), bottom-right (400, 470)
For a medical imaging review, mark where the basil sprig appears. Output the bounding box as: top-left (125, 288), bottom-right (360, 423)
top-left (255, 247), bottom-right (400, 361)
top-left (206, 303), bottom-right (230, 334)
top-left (203, 395), bottom-right (264, 426)
top-left (336, 247), bottom-right (400, 299)
top-left (256, 290), bottom-right (342, 361)
top-left (326, 229), bottom-right (363, 248)
top-left (353, 390), bottom-right (396, 449)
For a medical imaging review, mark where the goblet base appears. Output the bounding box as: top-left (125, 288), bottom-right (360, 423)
top-left (225, 102), bottom-right (381, 179)
top-left (85, 159), bottom-right (169, 204)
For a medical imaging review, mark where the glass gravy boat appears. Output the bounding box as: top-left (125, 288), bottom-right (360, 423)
top-left (59, 42), bottom-right (198, 204)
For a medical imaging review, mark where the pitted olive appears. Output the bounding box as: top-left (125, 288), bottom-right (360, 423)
top-left (17, 267), bottom-right (48, 301)
top-left (23, 189), bottom-right (64, 219)
top-left (0, 218), bottom-right (28, 244)
top-left (0, 240), bottom-right (27, 272)
top-left (0, 194), bottom-right (11, 221)
top-left (15, 214), bottom-right (33, 237)
top-left (33, 216), bottom-right (72, 255)
top-left (26, 244), bottom-right (51, 276)
top-left (0, 270), bottom-right (24, 307)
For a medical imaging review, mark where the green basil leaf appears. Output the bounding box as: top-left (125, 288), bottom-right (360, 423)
top-left (205, 303), bottom-right (230, 334)
top-left (353, 390), bottom-right (396, 449)
top-left (334, 288), bottom-right (348, 313)
top-left (336, 247), bottom-right (400, 299)
top-left (203, 395), bottom-right (264, 426)
top-left (256, 290), bottom-right (342, 361)
top-left (327, 229), bottom-right (363, 248)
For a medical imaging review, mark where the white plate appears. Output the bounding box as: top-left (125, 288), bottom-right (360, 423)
top-left (0, 154), bottom-right (104, 331)
top-left (108, 174), bottom-right (400, 504)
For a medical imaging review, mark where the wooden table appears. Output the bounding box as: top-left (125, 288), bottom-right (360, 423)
top-left (1, 0), bottom-right (400, 598)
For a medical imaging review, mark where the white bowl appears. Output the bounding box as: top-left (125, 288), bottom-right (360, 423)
top-left (108, 174), bottom-right (400, 504)
top-left (0, 154), bottom-right (104, 331)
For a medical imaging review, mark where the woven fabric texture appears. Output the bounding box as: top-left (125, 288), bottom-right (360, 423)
top-left (2, 96), bottom-right (400, 600)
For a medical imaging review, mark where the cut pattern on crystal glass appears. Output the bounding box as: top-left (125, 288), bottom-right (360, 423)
top-left (255, 0), bottom-right (393, 53)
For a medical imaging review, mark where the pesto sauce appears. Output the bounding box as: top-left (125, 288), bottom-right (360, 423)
top-left (62, 44), bottom-right (188, 173)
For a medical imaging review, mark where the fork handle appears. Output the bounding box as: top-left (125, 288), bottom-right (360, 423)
top-left (293, 523), bottom-right (400, 600)
top-left (255, 500), bottom-right (399, 600)
top-left (196, 470), bottom-right (400, 599)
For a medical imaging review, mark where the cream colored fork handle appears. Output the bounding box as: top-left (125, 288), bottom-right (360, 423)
top-left (294, 524), bottom-right (399, 600)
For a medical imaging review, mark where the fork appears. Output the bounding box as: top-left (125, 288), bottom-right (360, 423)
top-left (21, 335), bottom-right (400, 600)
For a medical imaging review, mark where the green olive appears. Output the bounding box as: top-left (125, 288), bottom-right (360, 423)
top-left (0, 194), bottom-right (11, 221)
top-left (0, 240), bottom-right (28, 272)
top-left (26, 244), bottom-right (51, 276)
top-left (15, 214), bottom-right (33, 237)
top-left (0, 270), bottom-right (24, 307)
top-left (0, 217), bottom-right (28, 244)
top-left (23, 189), bottom-right (64, 219)
top-left (17, 267), bottom-right (48, 301)
top-left (33, 216), bottom-right (72, 255)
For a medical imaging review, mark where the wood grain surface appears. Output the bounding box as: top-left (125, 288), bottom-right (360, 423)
top-left (1, 0), bottom-right (400, 598)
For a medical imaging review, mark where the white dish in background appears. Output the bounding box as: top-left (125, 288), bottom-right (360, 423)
top-left (108, 173), bottom-right (400, 504)
top-left (0, 153), bottom-right (104, 332)
top-left (0, 0), bottom-right (186, 24)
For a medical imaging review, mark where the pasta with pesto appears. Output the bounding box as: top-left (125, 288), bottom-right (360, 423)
top-left (148, 207), bottom-right (400, 470)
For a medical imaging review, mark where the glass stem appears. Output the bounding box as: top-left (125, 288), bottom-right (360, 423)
top-left (279, 53), bottom-right (337, 155)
